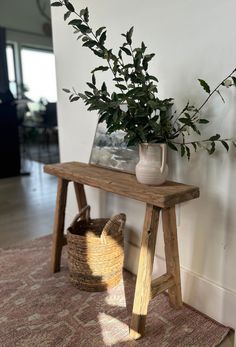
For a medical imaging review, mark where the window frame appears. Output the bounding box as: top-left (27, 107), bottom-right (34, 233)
top-left (20, 45), bottom-right (56, 102)
top-left (6, 43), bottom-right (17, 97)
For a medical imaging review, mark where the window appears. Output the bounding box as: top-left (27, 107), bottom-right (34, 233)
top-left (21, 47), bottom-right (57, 102)
top-left (6, 45), bottom-right (17, 97)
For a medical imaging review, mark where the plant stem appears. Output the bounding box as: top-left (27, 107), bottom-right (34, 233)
top-left (62, 3), bottom-right (126, 95)
top-left (171, 138), bottom-right (231, 145)
top-left (64, 2), bottom-right (145, 142)
top-left (172, 68), bottom-right (236, 138)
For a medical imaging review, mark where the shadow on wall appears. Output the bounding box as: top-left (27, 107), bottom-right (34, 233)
top-left (223, 97), bottom-right (236, 329)
top-left (179, 152), bottom-right (226, 316)
top-left (171, 93), bottom-right (236, 328)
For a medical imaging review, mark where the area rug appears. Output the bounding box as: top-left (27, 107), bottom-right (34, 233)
top-left (0, 236), bottom-right (230, 347)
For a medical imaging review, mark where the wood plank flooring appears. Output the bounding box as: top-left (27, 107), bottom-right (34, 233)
top-left (0, 160), bottom-right (57, 248)
top-left (0, 160), bottom-right (234, 346)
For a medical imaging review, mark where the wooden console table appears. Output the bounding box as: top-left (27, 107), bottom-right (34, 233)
top-left (44, 161), bottom-right (199, 340)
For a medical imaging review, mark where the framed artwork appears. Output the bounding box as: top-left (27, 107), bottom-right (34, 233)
top-left (89, 121), bottom-right (139, 174)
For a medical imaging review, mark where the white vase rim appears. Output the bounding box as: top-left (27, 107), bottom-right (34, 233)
top-left (139, 142), bottom-right (166, 146)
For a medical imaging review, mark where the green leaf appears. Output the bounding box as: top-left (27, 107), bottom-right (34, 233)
top-left (51, 2), bottom-right (62, 6)
top-left (70, 96), bottom-right (80, 102)
top-left (191, 142), bottom-right (197, 152)
top-left (79, 8), bottom-right (85, 16)
top-left (144, 53), bottom-right (155, 61)
top-left (198, 79), bottom-right (211, 94)
top-left (167, 142), bottom-right (178, 151)
top-left (143, 57), bottom-right (148, 71)
top-left (147, 100), bottom-right (158, 109)
top-left (64, 0), bottom-right (74, 12)
top-left (99, 31), bottom-right (107, 46)
top-left (113, 77), bottom-right (124, 82)
top-left (64, 11), bottom-right (71, 20)
top-left (91, 66), bottom-right (109, 73)
top-left (209, 134), bottom-right (220, 141)
top-left (141, 41), bottom-right (147, 53)
top-left (101, 82), bottom-right (107, 93)
top-left (185, 146), bottom-right (190, 160)
top-left (126, 26), bottom-right (134, 45)
top-left (179, 117), bottom-right (191, 125)
top-left (232, 76), bottom-right (236, 86)
top-left (82, 40), bottom-right (97, 48)
top-left (199, 118), bottom-right (209, 124)
top-left (92, 74), bottom-right (96, 85)
top-left (120, 46), bottom-right (132, 56)
top-left (82, 36), bottom-right (89, 42)
top-left (62, 88), bottom-right (70, 93)
top-left (96, 27), bottom-right (106, 37)
top-left (87, 82), bottom-right (96, 89)
top-left (84, 7), bottom-right (89, 22)
top-left (91, 49), bottom-right (104, 58)
top-left (148, 75), bottom-right (159, 82)
top-left (113, 109), bottom-right (119, 123)
top-left (208, 142), bottom-right (216, 155)
top-left (78, 93), bottom-right (87, 100)
top-left (78, 24), bottom-right (91, 34)
top-left (68, 19), bottom-right (82, 26)
top-left (115, 84), bottom-right (127, 90)
top-left (221, 140), bottom-right (229, 151)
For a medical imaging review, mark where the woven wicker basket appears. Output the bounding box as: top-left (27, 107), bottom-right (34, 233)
top-left (67, 205), bottom-right (126, 292)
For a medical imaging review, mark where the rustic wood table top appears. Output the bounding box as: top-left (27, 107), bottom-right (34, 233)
top-left (44, 162), bottom-right (199, 208)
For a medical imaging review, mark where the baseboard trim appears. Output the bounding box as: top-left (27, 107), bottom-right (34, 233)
top-left (124, 241), bottom-right (236, 333)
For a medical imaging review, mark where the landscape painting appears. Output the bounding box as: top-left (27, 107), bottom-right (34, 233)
top-left (89, 121), bottom-right (139, 174)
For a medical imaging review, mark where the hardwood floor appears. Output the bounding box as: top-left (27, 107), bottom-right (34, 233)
top-left (0, 160), bottom-right (57, 248)
top-left (0, 160), bottom-right (234, 346)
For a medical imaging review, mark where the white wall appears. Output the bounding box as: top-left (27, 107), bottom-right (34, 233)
top-left (51, 0), bottom-right (236, 332)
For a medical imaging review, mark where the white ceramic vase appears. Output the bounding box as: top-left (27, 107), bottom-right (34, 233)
top-left (135, 143), bottom-right (168, 185)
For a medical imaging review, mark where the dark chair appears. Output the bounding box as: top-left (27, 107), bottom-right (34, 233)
top-left (20, 102), bottom-right (59, 164)
top-left (42, 102), bottom-right (57, 128)
top-left (41, 102), bottom-right (58, 153)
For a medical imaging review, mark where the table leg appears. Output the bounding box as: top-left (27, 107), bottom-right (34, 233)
top-left (130, 204), bottom-right (160, 340)
top-left (162, 207), bottom-right (182, 308)
top-left (51, 178), bottom-right (68, 273)
top-left (73, 182), bottom-right (87, 218)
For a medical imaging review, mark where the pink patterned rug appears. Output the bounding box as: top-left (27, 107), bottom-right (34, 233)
top-left (0, 236), bottom-right (230, 347)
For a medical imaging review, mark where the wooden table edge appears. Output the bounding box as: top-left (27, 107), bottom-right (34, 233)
top-left (44, 163), bottom-right (200, 209)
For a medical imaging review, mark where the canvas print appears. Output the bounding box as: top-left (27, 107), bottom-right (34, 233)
top-left (89, 121), bottom-right (139, 174)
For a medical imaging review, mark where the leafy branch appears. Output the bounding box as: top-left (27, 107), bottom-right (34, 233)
top-left (169, 135), bottom-right (236, 160)
top-left (171, 68), bottom-right (236, 138)
top-left (51, 1), bottom-right (236, 158)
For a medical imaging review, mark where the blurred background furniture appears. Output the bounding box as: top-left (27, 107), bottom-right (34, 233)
top-left (0, 27), bottom-right (21, 178)
top-left (20, 101), bottom-right (59, 164)
top-left (0, 100), bottom-right (21, 178)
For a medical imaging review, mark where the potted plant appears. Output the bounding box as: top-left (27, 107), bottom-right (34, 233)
top-left (51, 0), bottom-right (236, 185)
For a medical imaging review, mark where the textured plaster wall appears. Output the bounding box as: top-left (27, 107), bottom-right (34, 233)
top-left (51, 0), bottom-right (236, 329)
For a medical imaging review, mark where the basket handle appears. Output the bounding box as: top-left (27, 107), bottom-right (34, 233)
top-left (69, 205), bottom-right (91, 229)
top-left (101, 213), bottom-right (126, 239)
